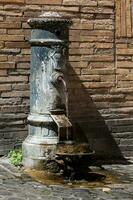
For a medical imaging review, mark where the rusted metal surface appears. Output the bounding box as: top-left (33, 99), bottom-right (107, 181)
top-left (51, 114), bottom-right (72, 128)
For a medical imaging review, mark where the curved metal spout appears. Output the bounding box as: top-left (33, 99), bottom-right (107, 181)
top-left (58, 75), bottom-right (67, 92)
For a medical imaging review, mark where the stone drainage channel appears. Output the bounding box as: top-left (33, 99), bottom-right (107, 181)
top-left (0, 157), bottom-right (133, 200)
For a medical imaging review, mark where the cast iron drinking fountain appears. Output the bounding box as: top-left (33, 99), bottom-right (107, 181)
top-left (22, 12), bottom-right (95, 181)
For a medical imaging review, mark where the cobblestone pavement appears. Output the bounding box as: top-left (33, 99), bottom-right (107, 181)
top-left (0, 158), bottom-right (133, 200)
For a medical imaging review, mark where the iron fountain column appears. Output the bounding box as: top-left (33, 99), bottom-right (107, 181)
top-left (22, 12), bottom-right (71, 169)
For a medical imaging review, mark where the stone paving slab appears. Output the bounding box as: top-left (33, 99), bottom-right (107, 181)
top-left (0, 158), bottom-right (133, 200)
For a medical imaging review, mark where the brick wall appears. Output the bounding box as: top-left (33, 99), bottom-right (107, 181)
top-left (0, 0), bottom-right (132, 158)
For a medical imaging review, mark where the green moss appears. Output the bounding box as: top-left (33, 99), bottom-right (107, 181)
top-left (8, 149), bottom-right (23, 167)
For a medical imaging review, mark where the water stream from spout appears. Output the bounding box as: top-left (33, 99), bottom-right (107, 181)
top-left (58, 76), bottom-right (70, 140)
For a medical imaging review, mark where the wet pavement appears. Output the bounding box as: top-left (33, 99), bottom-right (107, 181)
top-left (0, 157), bottom-right (133, 200)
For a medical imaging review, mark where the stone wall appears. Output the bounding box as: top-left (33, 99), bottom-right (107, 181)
top-left (0, 0), bottom-right (132, 158)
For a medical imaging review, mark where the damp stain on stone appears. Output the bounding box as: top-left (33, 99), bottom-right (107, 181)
top-left (24, 167), bottom-right (119, 189)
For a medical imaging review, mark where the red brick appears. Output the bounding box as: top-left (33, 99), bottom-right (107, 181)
top-left (7, 29), bottom-right (29, 35)
top-left (116, 69), bottom-right (129, 74)
top-left (24, 5), bottom-right (42, 11)
top-left (0, 11), bottom-right (22, 16)
top-left (21, 49), bottom-right (30, 55)
top-left (80, 35), bottom-right (113, 42)
top-left (12, 84), bottom-right (29, 90)
top-left (80, 43), bottom-right (94, 48)
top-left (116, 44), bottom-right (128, 48)
top-left (5, 41), bottom-right (30, 48)
top-left (101, 75), bottom-right (115, 82)
top-left (0, 56), bottom-right (8, 62)
top-left (69, 48), bottom-right (93, 55)
top-left (71, 21), bottom-right (93, 30)
top-left (118, 75), bottom-right (133, 81)
top-left (94, 20), bottom-right (114, 30)
top-left (69, 56), bottom-right (80, 62)
top-left (0, 0), bottom-right (24, 3)
top-left (81, 7), bottom-right (113, 14)
top-left (117, 55), bottom-right (132, 61)
top-left (8, 55), bottom-right (30, 62)
top-left (82, 68), bottom-right (115, 75)
top-left (117, 81), bottom-right (133, 88)
top-left (79, 75), bottom-right (100, 81)
top-left (80, 30), bottom-right (113, 37)
top-left (95, 43), bottom-right (113, 49)
top-left (117, 61), bottom-right (133, 68)
top-left (0, 29), bottom-right (7, 34)
top-left (0, 70), bottom-right (7, 76)
top-left (117, 49), bottom-right (133, 55)
top-left (26, 0), bottom-right (62, 4)
top-left (1, 105), bottom-right (29, 113)
top-left (91, 94), bottom-right (124, 102)
top-left (0, 98), bottom-right (21, 105)
top-left (84, 82), bottom-right (114, 88)
top-left (17, 63), bottom-right (30, 69)
top-left (0, 62), bottom-right (15, 69)
top-left (69, 61), bottom-right (88, 68)
top-left (63, 0), bottom-right (97, 6)
top-left (98, 0), bottom-right (114, 7)
top-left (0, 35), bottom-right (24, 41)
top-left (1, 91), bottom-right (29, 97)
top-left (88, 62), bottom-right (114, 69)
top-left (81, 55), bottom-right (114, 62)
top-left (0, 84), bottom-right (11, 91)
top-left (4, 4), bottom-right (21, 10)
top-left (69, 42), bottom-right (80, 48)
top-left (43, 5), bottom-right (79, 12)
top-left (0, 76), bottom-right (28, 83)
top-left (0, 22), bottom-right (21, 29)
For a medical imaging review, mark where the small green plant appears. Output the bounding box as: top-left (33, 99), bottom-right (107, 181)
top-left (8, 149), bottom-right (23, 167)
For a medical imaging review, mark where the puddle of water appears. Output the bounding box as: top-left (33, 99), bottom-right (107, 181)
top-left (24, 168), bottom-right (119, 189)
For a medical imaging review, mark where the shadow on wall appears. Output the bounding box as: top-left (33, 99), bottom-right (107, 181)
top-left (67, 63), bottom-right (128, 164)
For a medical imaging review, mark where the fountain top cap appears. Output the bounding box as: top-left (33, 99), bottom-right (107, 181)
top-left (28, 12), bottom-right (72, 29)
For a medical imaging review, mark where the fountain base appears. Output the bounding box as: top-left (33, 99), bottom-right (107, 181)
top-left (22, 134), bottom-right (58, 170)
top-left (55, 142), bottom-right (95, 180)
top-left (22, 114), bottom-right (59, 170)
